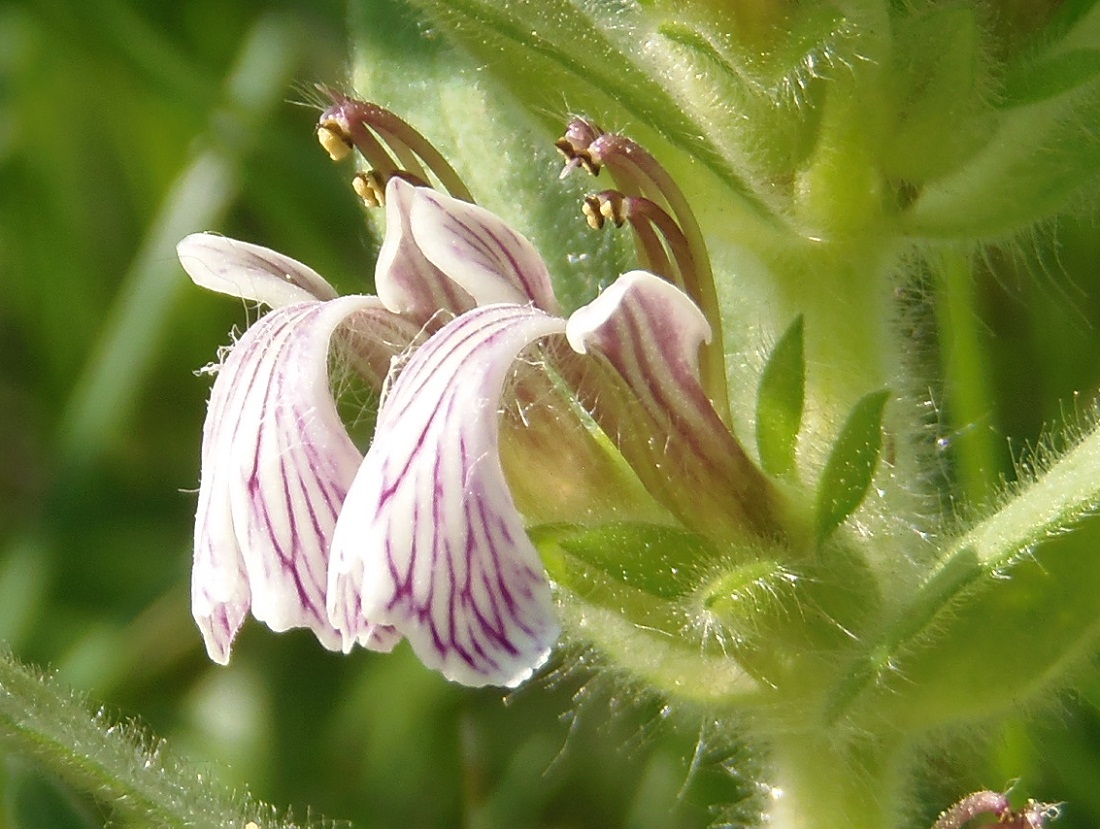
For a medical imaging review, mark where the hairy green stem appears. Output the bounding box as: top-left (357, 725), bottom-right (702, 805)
top-left (0, 649), bottom-right (264, 828)
top-left (934, 247), bottom-right (1003, 504)
top-left (826, 413), bottom-right (1100, 727)
top-left (766, 731), bottom-right (905, 829)
top-left (752, 238), bottom-right (905, 467)
top-left (957, 415), bottom-right (1100, 565)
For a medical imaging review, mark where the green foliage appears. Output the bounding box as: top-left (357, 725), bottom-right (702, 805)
top-left (903, 4), bottom-right (1100, 237)
top-left (0, 649), bottom-right (257, 829)
top-left (814, 390), bottom-right (889, 543)
top-left (536, 522), bottom-right (716, 602)
top-left (881, 3), bottom-right (988, 184)
top-left (841, 426), bottom-right (1100, 730)
top-left (0, 2), bottom-right (752, 827)
top-left (394, 0), bottom-right (779, 230)
top-left (1001, 48), bottom-right (1100, 108)
top-left (4, 763), bottom-right (99, 829)
top-left (7, 0), bottom-right (1100, 827)
top-left (756, 316), bottom-right (805, 476)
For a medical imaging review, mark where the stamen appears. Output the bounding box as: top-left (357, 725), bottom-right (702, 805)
top-left (581, 196), bottom-right (603, 230)
top-left (555, 118), bottom-right (604, 177)
top-left (316, 87), bottom-right (474, 204)
top-left (317, 125), bottom-right (352, 162)
top-left (584, 191), bottom-right (690, 287)
top-left (563, 119), bottom-right (730, 424)
top-left (352, 170), bottom-right (431, 209)
top-left (582, 191), bottom-right (625, 229)
top-left (351, 171), bottom-right (386, 208)
top-left (627, 216), bottom-right (674, 287)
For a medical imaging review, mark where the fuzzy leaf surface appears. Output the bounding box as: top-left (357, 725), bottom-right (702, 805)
top-left (814, 389), bottom-right (889, 542)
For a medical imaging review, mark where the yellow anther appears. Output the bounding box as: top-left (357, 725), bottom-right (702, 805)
top-left (352, 171), bottom-right (386, 207)
top-left (317, 124), bottom-right (352, 162)
top-left (582, 191), bottom-right (628, 229)
top-left (554, 138), bottom-right (576, 163)
top-left (600, 196), bottom-right (626, 226)
top-left (582, 196), bottom-right (604, 230)
top-left (555, 138), bottom-right (602, 178)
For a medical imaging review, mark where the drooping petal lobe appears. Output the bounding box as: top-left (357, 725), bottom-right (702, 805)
top-left (329, 304), bottom-right (565, 687)
top-left (178, 233), bottom-right (340, 307)
top-left (194, 296), bottom-right (401, 663)
top-left (375, 178), bottom-right (475, 322)
top-left (409, 188), bottom-right (560, 313)
top-left (566, 272), bottom-right (778, 538)
top-left (567, 270), bottom-right (712, 364)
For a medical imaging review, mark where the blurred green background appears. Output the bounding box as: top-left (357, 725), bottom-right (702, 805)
top-left (3, 1), bottom-right (1100, 827)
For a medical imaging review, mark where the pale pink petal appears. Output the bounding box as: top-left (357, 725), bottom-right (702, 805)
top-left (328, 304), bottom-right (564, 687)
top-left (375, 178), bottom-right (475, 322)
top-left (566, 270), bottom-right (712, 366)
top-left (178, 233), bottom-right (339, 307)
top-left (194, 297), bottom-right (401, 663)
top-left (409, 188), bottom-right (560, 313)
top-left (566, 272), bottom-right (777, 538)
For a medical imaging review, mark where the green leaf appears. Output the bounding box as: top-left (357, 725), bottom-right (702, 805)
top-left (756, 315), bottom-right (805, 476)
top-left (814, 389), bottom-right (889, 542)
top-left (827, 417), bottom-right (1100, 730)
top-left (1026, 0), bottom-right (1100, 50)
top-left (881, 4), bottom-right (992, 184)
top-left (695, 536), bottom-right (881, 693)
top-left (533, 522), bottom-right (765, 703)
top-left (651, 8), bottom-right (845, 179)
top-left (1001, 48), bottom-right (1100, 108)
top-left (532, 522), bottom-right (715, 603)
top-left (0, 649), bottom-right (262, 828)
top-left (895, 0), bottom-right (1100, 236)
top-left (902, 71), bottom-right (1100, 238)
top-left (4, 763), bottom-right (98, 829)
top-left (829, 517), bottom-right (1100, 731)
top-left (534, 518), bottom-right (774, 699)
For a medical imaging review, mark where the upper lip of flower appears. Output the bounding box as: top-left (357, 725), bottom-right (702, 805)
top-left (180, 99), bottom-right (781, 687)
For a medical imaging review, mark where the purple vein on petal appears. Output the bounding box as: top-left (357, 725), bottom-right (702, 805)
top-left (565, 272), bottom-right (778, 539)
top-left (376, 178), bottom-right (475, 323)
top-left (328, 304), bottom-right (565, 687)
top-left (409, 189), bottom-right (560, 314)
top-left (194, 297), bottom-right (404, 663)
top-left (178, 233), bottom-right (340, 307)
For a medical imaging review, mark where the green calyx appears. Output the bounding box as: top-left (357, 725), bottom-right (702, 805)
top-left (533, 520), bottom-right (881, 703)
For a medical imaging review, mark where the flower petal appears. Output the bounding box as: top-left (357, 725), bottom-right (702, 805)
top-left (375, 178), bottom-right (475, 322)
top-left (565, 272), bottom-right (779, 539)
top-left (194, 297), bottom-right (401, 663)
top-left (178, 233), bottom-right (339, 307)
top-left (328, 304), bottom-right (564, 687)
top-left (409, 187), bottom-right (560, 313)
top-left (566, 270), bottom-right (712, 367)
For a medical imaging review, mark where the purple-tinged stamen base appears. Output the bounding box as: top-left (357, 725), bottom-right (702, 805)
top-left (559, 119), bottom-right (730, 422)
top-left (583, 190), bottom-right (696, 299)
top-left (317, 88), bottom-right (473, 202)
top-left (931, 791), bottom-right (1060, 829)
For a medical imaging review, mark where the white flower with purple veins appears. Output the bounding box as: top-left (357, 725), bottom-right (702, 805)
top-left (179, 91), bottom-right (779, 688)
